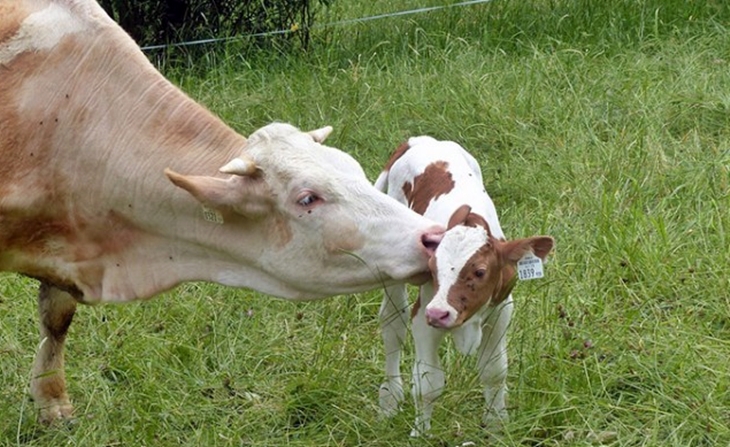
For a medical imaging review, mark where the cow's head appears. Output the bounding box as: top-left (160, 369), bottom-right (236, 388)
top-left (166, 123), bottom-right (444, 298)
top-left (425, 205), bottom-right (553, 328)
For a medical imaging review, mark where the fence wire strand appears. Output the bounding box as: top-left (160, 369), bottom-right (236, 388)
top-left (140, 0), bottom-right (495, 51)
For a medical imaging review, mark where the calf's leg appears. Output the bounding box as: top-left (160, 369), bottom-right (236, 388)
top-left (379, 283), bottom-right (409, 415)
top-left (410, 283), bottom-right (446, 436)
top-left (30, 282), bottom-right (77, 423)
top-left (476, 297), bottom-right (513, 430)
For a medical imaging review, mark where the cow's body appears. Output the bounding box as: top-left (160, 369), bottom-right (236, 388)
top-left (375, 136), bottom-right (553, 436)
top-left (1, 0), bottom-right (444, 423)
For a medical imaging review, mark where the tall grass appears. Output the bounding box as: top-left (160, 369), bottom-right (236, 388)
top-left (2, 0), bottom-right (729, 445)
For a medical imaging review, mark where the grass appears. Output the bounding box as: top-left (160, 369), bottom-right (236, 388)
top-left (2, 0), bottom-right (730, 445)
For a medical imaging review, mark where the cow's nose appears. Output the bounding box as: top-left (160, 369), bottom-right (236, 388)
top-left (425, 307), bottom-right (451, 328)
top-left (421, 225), bottom-right (445, 257)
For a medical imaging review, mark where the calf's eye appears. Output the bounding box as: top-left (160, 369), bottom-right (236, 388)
top-left (475, 269), bottom-right (486, 278)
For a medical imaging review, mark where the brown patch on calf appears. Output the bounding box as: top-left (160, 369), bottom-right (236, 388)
top-left (382, 141), bottom-right (412, 172)
top-left (493, 264), bottom-right (517, 305)
top-left (402, 161), bottom-right (455, 215)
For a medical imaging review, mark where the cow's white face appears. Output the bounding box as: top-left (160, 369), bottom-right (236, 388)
top-left (167, 123), bottom-right (444, 298)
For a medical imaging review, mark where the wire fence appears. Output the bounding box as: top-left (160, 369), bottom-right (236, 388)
top-left (140, 0), bottom-right (495, 51)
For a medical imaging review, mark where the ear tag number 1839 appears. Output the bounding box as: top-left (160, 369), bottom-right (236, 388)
top-left (517, 253), bottom-right (544, 280)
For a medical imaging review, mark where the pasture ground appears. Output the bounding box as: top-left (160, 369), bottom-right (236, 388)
top-left (1, 0), bottom-right (729, 445)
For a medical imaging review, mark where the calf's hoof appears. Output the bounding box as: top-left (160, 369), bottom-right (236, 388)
top-left (481, 411), bottom-right (507, 434)
top-left (378, 383), bottom-right (403, 417)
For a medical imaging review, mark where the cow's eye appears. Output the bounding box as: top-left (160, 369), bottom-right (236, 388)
top-left (475, 269), bottom-right (486, 278)
top-left (296, 191), bottom-right (321, 207)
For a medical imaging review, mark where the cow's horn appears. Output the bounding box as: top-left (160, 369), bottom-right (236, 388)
top-left (308, 126), bottom-right (333, 143)
top-left (219, 157), bottom-right (258, 176)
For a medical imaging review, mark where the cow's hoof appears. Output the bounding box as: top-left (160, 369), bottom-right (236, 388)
top-left (38, 401), bottom-right (74, 425)
top-left (378, 383), bottom-right (403, 417)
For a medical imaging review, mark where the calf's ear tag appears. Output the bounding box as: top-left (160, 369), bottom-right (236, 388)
top-left (202, 206), bottom-right (224, 224)
top-left (517, 253), bottom-right (544, 280)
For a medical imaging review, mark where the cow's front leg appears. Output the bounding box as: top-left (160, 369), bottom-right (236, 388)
top-left (476, 298), bottom-right (513, 431)
top-left (378, 283), bottom-right (409, 416)
top-left (410, 285), bottom-right (446, 437)
top-left (30, 282), bottom-right (77, 424)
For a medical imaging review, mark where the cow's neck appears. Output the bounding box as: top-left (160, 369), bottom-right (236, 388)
top-left (3, 17), bottom-right (254, 302)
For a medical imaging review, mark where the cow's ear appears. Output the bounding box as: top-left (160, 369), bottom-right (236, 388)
top-left (307, 126), bottom-right (333, 143)
top-left (447, 204), bottom-right (472, 230)
top-left (500, 236), bottom-right (555, 263)
top-left (165, 168), bottom-right (273, 218)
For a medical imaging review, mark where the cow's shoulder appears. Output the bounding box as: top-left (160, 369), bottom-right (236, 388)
top-left (0, 3), bottom-right (30, 45)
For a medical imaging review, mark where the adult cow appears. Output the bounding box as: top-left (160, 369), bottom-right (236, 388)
top-left (0, 0), bottom-right (444, 423)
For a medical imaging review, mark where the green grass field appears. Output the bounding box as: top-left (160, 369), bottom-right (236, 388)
top-left (2, 0), bottom-right (730, 445)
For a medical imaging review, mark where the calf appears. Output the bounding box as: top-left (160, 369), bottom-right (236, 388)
top-left (374, 136), bottom-right (554, 436)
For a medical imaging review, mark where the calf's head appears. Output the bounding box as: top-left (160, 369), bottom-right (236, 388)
top-left (166, 123), bottom-right (444, 299)
top-left (425, 205), bottom-right (553, 328)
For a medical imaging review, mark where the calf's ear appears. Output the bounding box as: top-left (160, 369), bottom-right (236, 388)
top-left (500, 236), bottom-right (555, 263)
top-left (491, 236), bottom-right (554, 305)
top-left (464, 212), bottom-right (491, 234)
top-left (447, 205), bottom-right (472, 229)
top-left (446, 205), bottom-right (491, 233)
top-left (165, 168), bottom-right (273, 219)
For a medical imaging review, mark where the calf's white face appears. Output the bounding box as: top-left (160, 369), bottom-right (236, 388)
top-left (425, 205), bottom-right (553, 327)
top-left (167, 123), bottom-right (444, 298)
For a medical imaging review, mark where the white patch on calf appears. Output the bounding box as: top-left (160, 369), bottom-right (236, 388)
top-left (450, 316), bottom-right (483, 355)
top-left (427, 225), bottom-right (489, 321)
top-left (0, 3), bottom-right (85, 65)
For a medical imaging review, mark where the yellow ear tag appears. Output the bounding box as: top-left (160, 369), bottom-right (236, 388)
top-left (202, 206), bottom-right (224, 224)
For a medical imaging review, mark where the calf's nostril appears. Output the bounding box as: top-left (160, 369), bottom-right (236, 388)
top-left (425, 308), bottom-right (451, 327)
